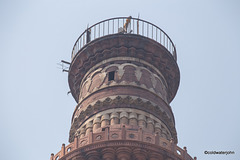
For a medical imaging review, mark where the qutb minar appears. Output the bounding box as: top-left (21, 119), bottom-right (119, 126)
top-left (51, 16), bottom-right (196, 160)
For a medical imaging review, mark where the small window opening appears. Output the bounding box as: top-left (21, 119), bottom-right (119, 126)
top-left (108, 71), bottom-right (115, 81)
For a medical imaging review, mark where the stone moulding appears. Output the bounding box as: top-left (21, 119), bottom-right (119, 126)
top-left (75, 109), bottom-right (172, 142)
top-left (74, 84), bottom-right (174, 123)
top-left (78, 61), bottom-right (169, 103)
top-left (52, 125), bottom-right (193, 160)
top-left (69, 95), bottom-right (177, 143)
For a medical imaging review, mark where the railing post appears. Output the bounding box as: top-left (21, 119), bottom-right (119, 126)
top-left (122, 125), bottom-right (126, 140)
top-left (170, 138), bottom-right (175, 152)
top-left (105, 127), bottom-right (109, 140)
top-left (173, 45), bottom-right (177, 61)
top-left (138, 127), bottom-right (143, 141)
top-left (183, 146), bottom-right (187, 159)
top-left (86, 28), bottom-right (91, 43)
top-left (88, 130), bottom-right (93, 143)
top-left (50, 153), bottom-right (54, 160)
top-left (137, 18), bottom-right (139, 34)
top-left (74, 136), bottom-right (78, 149)
top-left (155, 132), bottom-right (160, 145)
top-left (61, 143), bottom-right (65, 157)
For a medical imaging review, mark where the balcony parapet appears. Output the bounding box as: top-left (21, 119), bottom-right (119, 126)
top-left (71, 17), bottom-right (177, 61)
top-left (51, 124), bottom-right (195, 160)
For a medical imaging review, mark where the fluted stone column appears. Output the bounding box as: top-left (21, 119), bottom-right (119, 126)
top-left (129, 112), bottom-right (138, 126)
top-left (120, 112), bottom-right (128, 125)
top-left (147, 118), bottom-right (154, 132)
top-left (86, 121), bottom-right (93, 135)
top-left (110, 112), bottom-right (119, 125)
top-left (93, 117), bottom-right (101, 132)
top-left (79, 128), bottom-right (86, 138)
top-left (101, 114), bottom-right (110, 127)
top-left (154, 123), bottom-right (162, 135)
top-left (138, 114), bottom-right (146, 129)
top-left (162, 128), bottom-right (168, 139)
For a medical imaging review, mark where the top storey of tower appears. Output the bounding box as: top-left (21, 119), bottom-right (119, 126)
top-left (71, 17), bottom-right (177, 61)
top-left (68, 17), bottom-right (180, 103)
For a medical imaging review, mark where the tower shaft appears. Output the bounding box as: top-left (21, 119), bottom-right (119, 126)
top-left (51, 17), bottom-right (195, 160)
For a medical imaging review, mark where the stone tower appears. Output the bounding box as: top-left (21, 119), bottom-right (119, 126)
top-left (51, 17), bottom-right (196, 160)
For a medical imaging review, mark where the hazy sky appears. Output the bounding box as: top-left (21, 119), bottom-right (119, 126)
top-left (1, 0), bottom-right (240, 160)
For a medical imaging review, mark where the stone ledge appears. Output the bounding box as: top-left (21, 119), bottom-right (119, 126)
top-left (52, 125), bottom-right (194, 160)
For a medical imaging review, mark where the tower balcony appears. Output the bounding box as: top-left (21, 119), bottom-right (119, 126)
top-left (68, 17), bottom-right (180, 104)
top-left (71, 17), bottom-right (177, 61)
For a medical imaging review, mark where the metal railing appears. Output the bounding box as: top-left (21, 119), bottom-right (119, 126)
top-left (71, 17), bottom-right (177, 61)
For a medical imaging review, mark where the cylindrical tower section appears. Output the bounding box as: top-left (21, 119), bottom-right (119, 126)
top-left (50, 17), bottom-right (195, 160)
top-left (68, 17), bottom-right (180, 144)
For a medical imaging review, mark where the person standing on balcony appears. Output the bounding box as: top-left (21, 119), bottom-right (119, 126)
top-left (124, 16), bottom-right (132, 33)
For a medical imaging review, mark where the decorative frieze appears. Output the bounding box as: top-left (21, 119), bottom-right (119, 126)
top-left (52, 124), bottom-right (194, 160)
top-left (79, 62), bottom-right (168, 103)
top-left (69, 96), bottom-right (177, 143)
top-left (74, 108), bottom-right (172, 142)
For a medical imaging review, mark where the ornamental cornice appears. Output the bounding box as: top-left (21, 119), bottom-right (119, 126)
top-left (53, 138), bottom-right (194, 160)
top-left (69, 95), bottom-right (177, 143)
